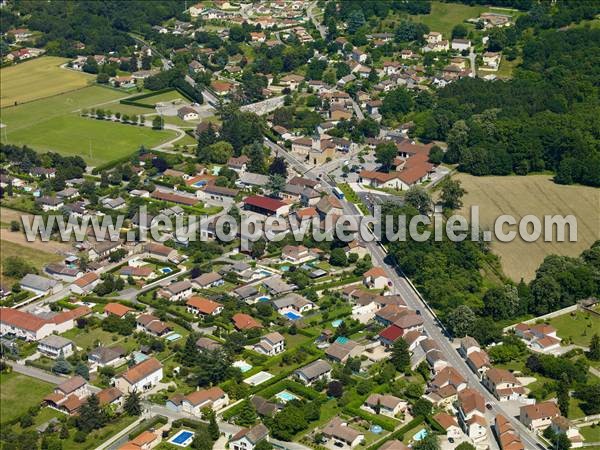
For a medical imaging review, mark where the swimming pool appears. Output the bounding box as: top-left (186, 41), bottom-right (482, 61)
top-left (257, 296), bottom-right (270, 302)
top-left (371, 425), bottom-right (383, 434)
top-left (192, 180), bottom-right (207, 188)
top-left (275, 390), bottom-right (299, 403)
top-left (280, 265), bottom-right (290, 271)
top-left (165, 333), bottom-right (181, 342)
top-left (169, 429), bottom-right (195, 447)
top-left (284, 311), bottom-right (302, 320)
top-left (335, 336), bottom-right (349, 344)
top-left (413, 429), bottom-right (428, 441)
top-left (331, 319), bottom-right (343, 328)
top-left (233, 360), bottom-right (253, 373)
top-left (258, 270), bottom-right (273, 277)
top-left (160, 267), bottom-right (173, 274)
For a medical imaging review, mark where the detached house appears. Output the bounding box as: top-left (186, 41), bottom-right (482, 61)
top-left (136, 314), bottom-right (171, 337)
top-left (457, 388), bottom-right (488, 443)
top-left (230, 423), bottom-right (269, 450)
top-left (483, 368), bottom-right (525, 401)
top-left (363, 267), bottom-right (391, 290)
top-left (519, 402), bottom-right (560, 431)
top-left (325, 339), bottom-right (363, 364)
top-left (38, 335), bottom-right (74, 359)
top-left (115, 357), bottom-right (163, 393)
top-left (158, 280), bottom-right (193, 302)
top-left (186, 296), bottom-right (223, 317)
top-left (294, 359), bottom-right (332, 385)
top-left (363, 394), bottom-right (406, 417)
top-left (179, 386), bottom-right (229, 416)
top-left (323, 417), bottom-right (364, 448)
top-left (254, 332), bottom-right (285, 356)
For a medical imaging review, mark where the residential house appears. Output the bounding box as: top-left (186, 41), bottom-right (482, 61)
top-left (70, 272), bottom-right (100, 295)
top-left (180, 386), bottom-right (229, 416)
top-left (44, 376), bottom-right (90, 415)
top-left (514, 323), bottom-right (561, 353)
top-left (263, 277), bottom-right (295, 296)
top-left (363, 267), bottom-right (391, 289)
top-left (136, 314), bottom-right (171, 337)
top-left (483, 368), bottom-right (525, 401)
top-left (232, 313), bottom-right (262, 330)
top-left (88, 346), bottom-right (126, 369)
top-left (325, 339), bottom-right (363, 364)
top-left (0, 307), bottom-right (90, 341)
top-left (20, 273), bottom-right (62, 296)
top-left (243, 195), bottom-right (290, 217)
top-left (425, 367), bottom-right (467, 408)
top-left (451, 39), bottom-right (471, 51)
top-left (281, 245), bottom-right (318, 264)
top-left (98, 386), bottom-right (124, 410)
top-left (434, 413), bottom-right (463, 440)
top-left (550, 416), bottom-right (583, 448)
top-left (483, 52), bottom-right (501, 69)
top-left (145, 243), bottom-right (178, 262)
top-left (38, 335), bottom-right (74, 358)
top-left (363, 394), bottom-right (406, 417)
top-left (323, 417), bottom-right (364, 448)
top-left (294, 359), bottom-right (332, 385)
top-left (457, 388), bottom-right (488, 443)
top-left (104, 303), bottom-right (134, 318)
top-left (254, 332), bottom-right (285, 356)
top-left (115, 357), bottom-right (163, 393)
top-left (519, 402), bottom-right (560, 431)
top-left (191, 272), bottom-right (224, 289)
top-left (230, 423), bottom-right (269, 450)
top-left (177, 106), bottom-right (199, 121)
top-left (186, 296), bottom-right (223, 317)
top-left (292, 137), bottom-right (313, 156)
top-left (196, 337), bottom-right (222, 352)
top-left (158, 280), bottom-right (193, 302)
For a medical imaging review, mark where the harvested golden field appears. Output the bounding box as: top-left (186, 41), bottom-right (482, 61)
top-left (455, 174), bottom-right (600, 282)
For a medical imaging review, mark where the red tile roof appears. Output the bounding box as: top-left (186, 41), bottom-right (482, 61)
top-left (379, 324), bottom-right (403, 342)
top-left (0, 307), bottom-right (48, 332)
top-left (232, 313), bottom-right (262, 330)
top-left (186, 296), bottom-right (222, 314)
top-left (73, 272), bottom-right (99, 288)
top-left (104, 303), bottom-right (134, 317)
top-left (121, 357), bottom-right (162, 385)
top-left (243, 195), bottom-right (286, 213)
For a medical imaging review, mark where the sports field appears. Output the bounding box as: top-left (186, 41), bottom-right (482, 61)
top-left (0, 56), bottom-right (94, 107)
top-left (0, 86), bottom-right (176, 166)
top-left (456, 174), bottom-right (600, 282)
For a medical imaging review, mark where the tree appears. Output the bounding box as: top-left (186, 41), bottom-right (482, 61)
top-left (251, 239), bottom-right (266, 259)
top-left (152, 115), bottom-right (164, 130)
top-left (446, 305), bottom-right (476, 337)
top-left (391, 338), bottom-right (411, 372)
top-left (557, 374), bottom-right (570, 417)
top-left (413, 434), bottom-right (439, 450)
top-left (236, 399), bottom-right (257, 427)
top-left (327, 380), bottom-right (344, 398)
top-left (191, 426), bottom-right (214, 450)
top-left (405, 186), bottom-right (432, 215)
top-left (375, 142), bottom-right (398, 172)
top-left (124, 391), bottom-right (142, 416)
top-left (268, 157), bottom-right (287, 177)
top-left (381, 87), bottom-right (413, 119)
top-left (74, 361), bottom-right (89, 380)
top-left (76, 394), bottom-right (107, 432)
top-left (329, 248), bottom-right (348, 267)
top-left (455, 443), bottom-right (475, 450)
top-left (412, 398), bottom-right (432, 417)
top-left (589, 334), bottom-right (600, 361)
top-left (255, 440), bottom-right (273, 450)
top-left (266, 174), bottom-right (285, 198)
top-left (204, 408), bottom-right (219, 440)
top-left (483, 284), bottom-right (521, 320)
top-left (440, 178), bottom-right (466, 210)
top-left (59, 423), bottom-right (69, 439)
top-left (53, 352), bottom-right (72, 374)
top-left (452, 24), bottom-right (468, 39)
top-left (9, 220), bottom-right (20, 232)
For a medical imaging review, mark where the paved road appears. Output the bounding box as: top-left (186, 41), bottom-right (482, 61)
top-left (270, 141), bottom-right (544, 450)
top-left (469, 49), bottom-right (477, 77)
top-left (307, 1), bottom-right (326, 40)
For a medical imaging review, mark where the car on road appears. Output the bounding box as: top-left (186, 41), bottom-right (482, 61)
top-left (486, 402), bottom-right (492, 410)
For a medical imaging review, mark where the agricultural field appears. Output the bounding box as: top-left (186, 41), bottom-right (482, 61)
top-left (0, 56), bottom-right (94, 108)
top-left (0, 372), bottom-right (54, 423)
top-left (0, 86), bottom-right (176, 166)
top-left (455, 174), bottom-right (600, 282)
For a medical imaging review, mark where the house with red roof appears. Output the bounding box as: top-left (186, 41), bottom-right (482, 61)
top-left (186, 296), bottom-right (223, 316)
top-left (70, 272), bottom-right (100, 295)
top-left (0, 306), bottom-right (91, 341)
top-left (115, 358), bottom-right (163, 393)
top-left (243, 195), bottom-right (290, 217)
top-left (104, 303), bottom-right (135, 318)
top-left (363, 267), bottom-right (391, 290)
top-left (514, 323), bottom-right (561, 353)
top-left (232, 313), bottom-right (262, 330)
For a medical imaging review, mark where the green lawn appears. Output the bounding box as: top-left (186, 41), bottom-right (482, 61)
top-left (61, 326), bottom-right (128, 351)
top-left (412, 1), bottom-right (489, 38)
top-left (0, 372), bottom-right (54, 424)
top-left (136, 90), bottom-right (184, 106)
top-left (546, 311), bottom-right (600, 347)
top-left (0, 239), bottom-right (63, 287)
top-left (580, 425), bottom-right (600, 443)
top-left (0, 86), bottom-right (176, 166)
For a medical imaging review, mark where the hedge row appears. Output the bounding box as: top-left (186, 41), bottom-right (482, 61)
top-left (91, 154), bottom-right (135, 175)
top-left (119, 87), bottom-right (196, 109)
top-left (342, 404), bottom-right (398, 432)
top-left (365, 416), bottom-right (425, 450)
top-left (128, 415), bottom-right (169, 440)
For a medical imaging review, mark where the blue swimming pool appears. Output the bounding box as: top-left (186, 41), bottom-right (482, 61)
top-left (160, 267), bottom-right (173, 274)
top-left (169, 429), bottom-right (195, 447)
top-left (284, 311), bottom-right (302, 320)
top-left (413, 429), bottom-right (428, 441)
top-left (165, 333), bottom-right (181, 342)
top-left (371, 425), bottom-right (383, 434)
top-left (257, 296), bottom-right (270, 302)
top-left (280, 265), bottom-right (290, 271)
top-left (192, 180), bottom-right (207, 188)
top-left (331, 319), bottom-right (343, 328)
top-left (275, 390), bottom-right (299, 402)
top-left (335, 336), bottom-right (349, 344)
top-left (233, 360), bottom-right (253, 373)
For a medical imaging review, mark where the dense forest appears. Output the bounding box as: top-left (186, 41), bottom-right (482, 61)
top-left (5, 0), bottom-right (185, 55)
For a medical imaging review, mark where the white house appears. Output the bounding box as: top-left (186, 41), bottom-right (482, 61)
top-left (38, 335), bottom-right (74, 358)
top-left (230, 423), bottom-right (269, 450)
top-left (115, 357), bottom-right (163, 393)
top-left (363, 394), bottom-right (406, 417)
top-left (180, 386), bottom-right (229, 417)
top-left (254, 332), bottom-right (285, 356)
top-left (363, 267), bottom-right (391, 290)
top-left (294, 359), bottom-right (332, 385)
top-left (451, 39), bottom-right (471, 52)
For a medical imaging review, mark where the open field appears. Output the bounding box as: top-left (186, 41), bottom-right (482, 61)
top-left (0, 372), bottom-right (54, 423)
top-left (456, 174), bottom-right (600, 282)
top-left (412, 2), bottom-right (523, 37)
top-left (0, 86), bottom-right (176, 165)
top-left (546, 310), bottom-right (600, 347)
top-left (137, 90), bottom-right (185, 106)
top-left (0, 56), bottom-right (94, 108)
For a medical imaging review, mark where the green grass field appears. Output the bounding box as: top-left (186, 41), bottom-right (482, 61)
top-left (0, 56), bottom-right (94, 108)
top-left (412, 1), bottom-right (521, 38)
top-left (0, 372), bottom-right (54, 423)
top-left (0, 239), bottom-right (63, 287)
top-left (546, 311), bottom-right (600, 347)
top-left (136, 90), bottom-right (184, 106)
top-left (0, 86), bottom-right (176, 166)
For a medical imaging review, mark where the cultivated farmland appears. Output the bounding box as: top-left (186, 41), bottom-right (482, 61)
top-left (0, 56), bottom-right (94, 107)
top-left (456, 174), bottom-right (600, 282)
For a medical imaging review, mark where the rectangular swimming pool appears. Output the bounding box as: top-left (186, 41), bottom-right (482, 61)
top-left (275, 390), bottom-right (299, 403)
top-left (169, 429), bottom-right (195, 447)
top-left (284, 311), bottom-right (302, 320)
